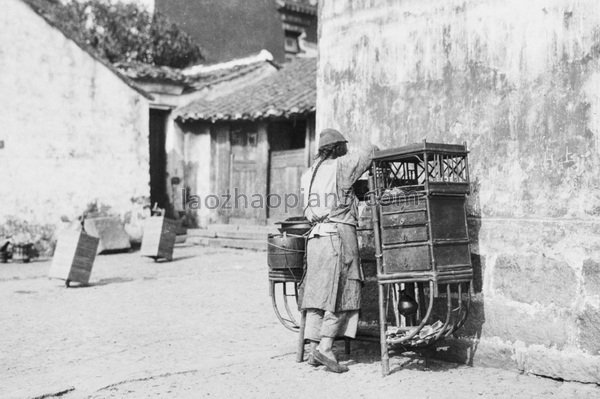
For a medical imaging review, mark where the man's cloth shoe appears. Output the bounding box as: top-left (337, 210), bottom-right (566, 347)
top-left (312, 350), bottom-right (349, 373)
top-left (307, 353), bottom-right (320, 367)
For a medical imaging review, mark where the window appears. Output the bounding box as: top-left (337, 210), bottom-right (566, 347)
top-left (284, 31), bottom-right (300, 54)
top-left (247, 132), bottom-right (258, 147)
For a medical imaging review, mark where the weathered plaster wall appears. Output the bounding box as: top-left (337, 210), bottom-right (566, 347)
top-left (319, 0), bottom-right (600, 382)
top-left (0, 0), bottom-right (149, 228)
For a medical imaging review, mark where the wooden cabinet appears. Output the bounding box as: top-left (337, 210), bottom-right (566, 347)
top-left (372, 142), bottom-right (473, 284)
top-left (367, 142), bottom-right (473, 375)
top-left (49, 229), bottom-right (99, 286)
top-left (140, 216), bottom-right (178, 261)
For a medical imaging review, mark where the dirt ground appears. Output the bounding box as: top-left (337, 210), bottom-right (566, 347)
top-left (1, 245), bottom-right (599, 399)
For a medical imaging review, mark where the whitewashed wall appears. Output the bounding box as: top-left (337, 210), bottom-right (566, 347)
top-left (0, 0), bottom-right (149, 228)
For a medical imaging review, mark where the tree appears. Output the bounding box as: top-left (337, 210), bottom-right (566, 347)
top-left (44, 0), bottom-right (203, 68)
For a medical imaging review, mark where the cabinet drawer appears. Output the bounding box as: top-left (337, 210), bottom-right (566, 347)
top-left (382, 244), bottom-right (431, 273)
top-left (381, 211), bottom-right (427, 227)
top-left (382, 225), bottom-right (428, 245)
top-left (381, 197), bottom-right (426, 214)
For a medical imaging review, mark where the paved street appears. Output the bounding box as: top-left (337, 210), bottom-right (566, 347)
top-left (1, 245), bottom-right (599, 399)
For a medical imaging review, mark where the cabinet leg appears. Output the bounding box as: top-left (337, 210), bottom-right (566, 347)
top-left (379, 283), bottom-right (390, 376)
top-left (65, 279), bottom-right (70, 288)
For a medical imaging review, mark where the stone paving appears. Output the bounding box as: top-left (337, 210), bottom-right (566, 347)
top-left (1, 245), bottom-right (599, 399)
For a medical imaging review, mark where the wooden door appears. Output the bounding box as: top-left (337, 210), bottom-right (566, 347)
top-left (268, 148), bottom-right (306, 221)
top-left (229, 126), bottom-right (260, 221)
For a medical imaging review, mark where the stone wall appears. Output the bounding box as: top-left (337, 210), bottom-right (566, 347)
top-left (318, 0), bottom-right (600, 382)
top-left (0, 0), bottom-right (149, 233)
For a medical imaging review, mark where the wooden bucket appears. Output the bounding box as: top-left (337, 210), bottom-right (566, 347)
top-left (267, 234), bottom-right (305, 270)
top-left (268, 233), bottom-right (305, 284)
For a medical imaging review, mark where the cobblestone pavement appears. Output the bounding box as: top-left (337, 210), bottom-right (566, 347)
top-left (1, 245), bottom-right (599, 399)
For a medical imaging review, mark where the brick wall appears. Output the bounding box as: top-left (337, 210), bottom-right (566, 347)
top-left (0, 0), bottom-right (149, 233)
top-left (318, 0), bottom-right (600, 382)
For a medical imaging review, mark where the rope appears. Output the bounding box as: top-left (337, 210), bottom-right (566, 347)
top-left (302, 155), bottom-right (329, 215)
top-left (266, 242), bottom-right (305, 253)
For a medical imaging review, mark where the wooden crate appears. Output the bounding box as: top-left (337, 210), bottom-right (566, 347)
top-left (49, 229), bottom-right (99, 286)
top-left (140, 216), bottom-right (178, 261)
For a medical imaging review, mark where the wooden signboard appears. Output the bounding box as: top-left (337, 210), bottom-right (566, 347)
top-left (49, 229), bottom-right (99, 287)
top-left (140, 216), bottom-right (178, 261)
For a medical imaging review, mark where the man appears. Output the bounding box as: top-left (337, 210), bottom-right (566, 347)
top-left (299, 128), bottom-right (377, 373)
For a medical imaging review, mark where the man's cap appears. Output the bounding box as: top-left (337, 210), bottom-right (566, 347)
top-left (318, 128), bottom-right (347, 149)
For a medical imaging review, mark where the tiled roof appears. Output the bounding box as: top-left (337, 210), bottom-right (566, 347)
top-left (21, 0), bottom-right (153, 100)
top-left (276, 0), bottom-right (318, 15)
top-left (186, 61), bottom-right (278, 92)
top-left (175, 57), bottom-right (316, 122)
top-left (117, 52), bottom-right (278, 93)
top-left (115, 62), bottom-right (187, 85)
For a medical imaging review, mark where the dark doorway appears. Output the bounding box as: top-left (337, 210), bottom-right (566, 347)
top-left (149, 109), bottom-right (169, 210)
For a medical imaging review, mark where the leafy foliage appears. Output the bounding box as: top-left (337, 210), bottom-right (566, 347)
top-left (41, 0), bottom-right (203, 68)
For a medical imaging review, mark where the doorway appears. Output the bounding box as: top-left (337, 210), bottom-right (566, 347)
top-left (229, 124), bottom-right (261, 222)
top-left (267, 119), bottom-right (307, 222)
top-left (149, 109), bottom-right (169, 211)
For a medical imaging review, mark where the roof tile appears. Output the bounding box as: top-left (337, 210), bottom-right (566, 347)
top-left (175, 57), bottom-right (316, 122)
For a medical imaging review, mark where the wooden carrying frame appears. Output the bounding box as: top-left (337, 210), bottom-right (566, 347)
top-left (369, 141), bottom-right (473, 375)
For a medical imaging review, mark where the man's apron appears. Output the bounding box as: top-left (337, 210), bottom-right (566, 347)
top-left (299, 159), bottom-right (363, 313)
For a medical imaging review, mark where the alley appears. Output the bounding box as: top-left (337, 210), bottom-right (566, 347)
top-left (1, 245), bottom-right (598, 399)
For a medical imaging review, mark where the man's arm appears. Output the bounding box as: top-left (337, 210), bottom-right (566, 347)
top-left (339, 144), bottom-right (379, 184)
